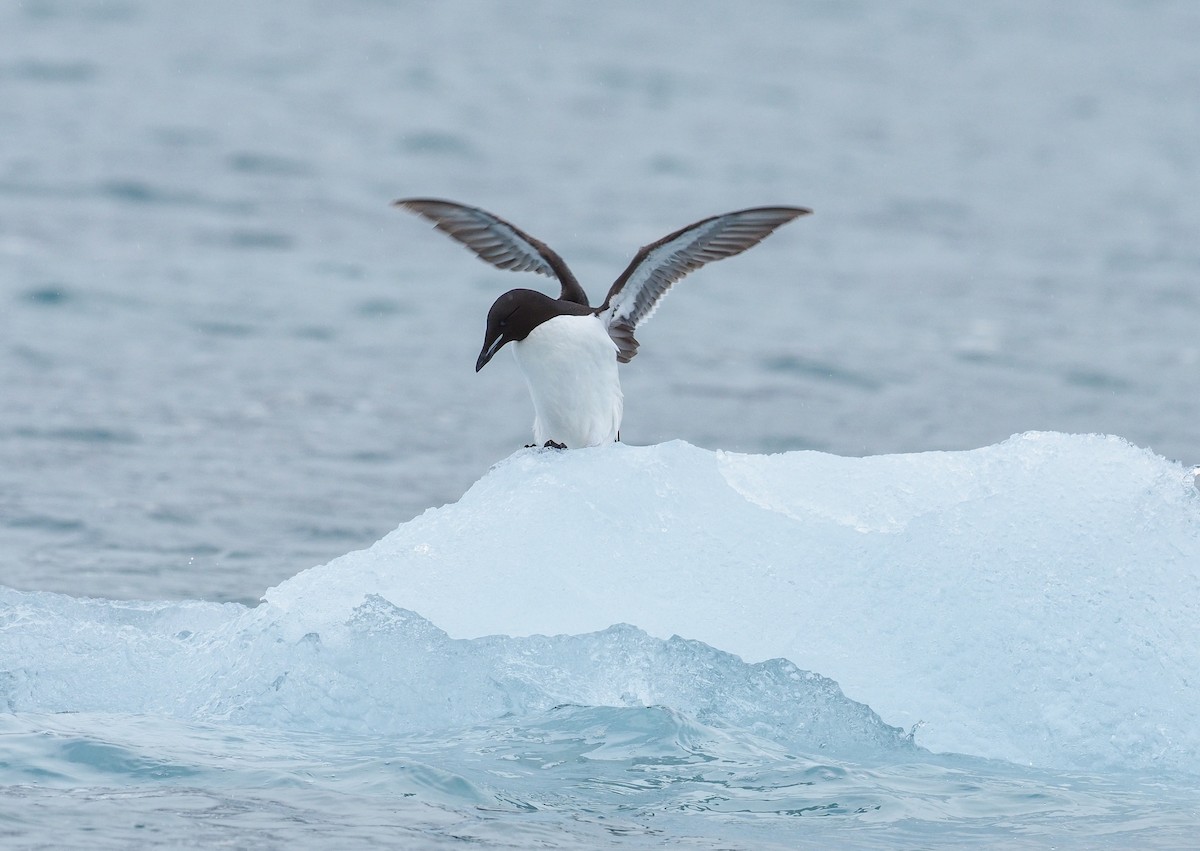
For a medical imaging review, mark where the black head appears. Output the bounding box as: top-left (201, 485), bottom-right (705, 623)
top-left (475, 289), bottom-right (590, 371)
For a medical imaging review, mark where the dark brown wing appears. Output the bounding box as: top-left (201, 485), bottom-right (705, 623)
top-left (393, 198), bottom-right (589, 306)
top-left (597, 206), bottom-right (811, 362)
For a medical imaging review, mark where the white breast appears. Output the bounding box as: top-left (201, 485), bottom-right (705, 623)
top-left (511, 315), bottom-right (623, 448)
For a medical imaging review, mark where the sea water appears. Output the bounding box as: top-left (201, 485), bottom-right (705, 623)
top-left (2, 1), bottom-right (1199, 847)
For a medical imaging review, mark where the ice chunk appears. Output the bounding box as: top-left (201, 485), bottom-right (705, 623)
top-left (4, 432), bottom-right (1197, 775)
top-left (264, 432), bottom-right (1200, 774)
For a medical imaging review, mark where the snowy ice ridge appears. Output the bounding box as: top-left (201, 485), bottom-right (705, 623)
top-left (2, 432), bottom-right (1198, 776)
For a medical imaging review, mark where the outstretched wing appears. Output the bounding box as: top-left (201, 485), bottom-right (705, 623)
top-left (597, 206), bottom-right (811, 362)
top-left (393, 198), bottom-right (589, 306)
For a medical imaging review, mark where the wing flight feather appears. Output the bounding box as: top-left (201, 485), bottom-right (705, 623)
top-left (393, 198), bottom-right (589, 305)
top-left (597, 206), bottom-right (811, 362)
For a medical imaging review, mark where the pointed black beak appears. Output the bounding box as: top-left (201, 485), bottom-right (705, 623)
top-left (476, 333), bottom-right (505, 372)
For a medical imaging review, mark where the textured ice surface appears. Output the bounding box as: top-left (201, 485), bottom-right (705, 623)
top-left (3, 432), bottom-right (1199, 779)
top-left (0, 590), bottom-right (908, 760)
top-left (262, 432), bottom-right (1200, 774)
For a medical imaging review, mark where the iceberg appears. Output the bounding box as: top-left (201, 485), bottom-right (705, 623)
top-left (264, 431), bottom-right (1200, 773)
top-left (3, 432), bottom-right (1198, 781)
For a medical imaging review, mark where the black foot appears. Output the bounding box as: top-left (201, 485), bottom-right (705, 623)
top-left (543, 440), bottom-right (567, 450)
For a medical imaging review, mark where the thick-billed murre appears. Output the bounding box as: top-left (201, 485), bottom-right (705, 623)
top-left (394, 198), bottom-right (811, 448)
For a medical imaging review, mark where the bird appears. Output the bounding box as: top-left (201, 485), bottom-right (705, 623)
top-left (393, 198), bottom-right (811, 449)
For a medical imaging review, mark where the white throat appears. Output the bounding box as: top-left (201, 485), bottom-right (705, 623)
top-left (510, 315), bottom-right (623, 448)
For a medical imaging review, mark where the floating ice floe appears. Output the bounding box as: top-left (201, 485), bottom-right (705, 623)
top-left (2, 432), bottom-right (1198, 778)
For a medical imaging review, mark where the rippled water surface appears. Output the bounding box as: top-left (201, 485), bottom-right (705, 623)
top-left (2, 0), bottom-right (1196, 603)
top-left (2, 1), bottom-right (1199, 847)
top-left (3, 710), bottom-right (1199, 850)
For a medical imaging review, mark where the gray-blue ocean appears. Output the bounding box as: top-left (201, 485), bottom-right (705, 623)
top-left (2, 1), bottom-right (1198, 848)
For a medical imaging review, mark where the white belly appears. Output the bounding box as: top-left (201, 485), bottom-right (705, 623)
top-left (511, 315), bottom-right (623, 448)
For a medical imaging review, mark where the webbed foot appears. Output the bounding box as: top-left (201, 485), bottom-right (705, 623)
top-left (543, 440), bottom-right (567, 450)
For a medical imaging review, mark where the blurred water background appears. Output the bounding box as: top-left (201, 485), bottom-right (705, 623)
top-left (2, 0), bottom-right (1197, 604)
